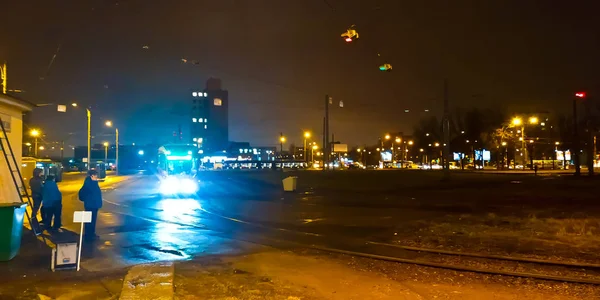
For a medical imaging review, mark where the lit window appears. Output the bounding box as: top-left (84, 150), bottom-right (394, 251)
top-left (203, 92), bottom-right (207, 96)
top-left (204, 125), bottom-right (207, 129)
top-left (199, 118), bottom-right (203, 123)
top-left (214, 98), bottom-right (222, 106)
top-left (192, 118), bottom-right (197, 122)
top-left (192, 92), bottom-right (198, 97)
top-left (197, 138), bottom-right (203, 143)
top-left (193, 138), bottom-right (197, 142)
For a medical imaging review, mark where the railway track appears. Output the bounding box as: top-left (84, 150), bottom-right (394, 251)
top-left (102, 197), bottom-right (600, 286)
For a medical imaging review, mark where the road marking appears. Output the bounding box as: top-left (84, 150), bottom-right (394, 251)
top-left (119, 262), bottom-right (174, 300)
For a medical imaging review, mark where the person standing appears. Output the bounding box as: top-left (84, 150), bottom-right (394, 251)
top-left (29, 168), bottom-right (44, 225)
top-left (78, 170), bottom-right (102, 241)
top-left (41, 175), bottom-right (62, 231)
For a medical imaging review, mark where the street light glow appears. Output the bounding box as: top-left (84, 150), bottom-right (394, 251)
top-left (280, 136), bottom-right (286, 143)
top-left (304, 132), bottom-right (311, 138)
top-left (408, 140), bottom-right (414, 145)
top-left (385, 134), bottom-right (391, 140)
top-left (529, 116), bottom-right (538, 124)
top-left (512, 117), bottom-right (522, 126)
top-left (71, 103), bottom-right (78, 107)
top-left (103, 142), bottom-right (109, 147)
top-left (30, 129), bottom-right (40, 137)
top-left (313, 145), bottom-right (318, 150)
top-left (395, 137), bottom-right (401, 143)
top-left (105, 120), bottom-right (113, 127)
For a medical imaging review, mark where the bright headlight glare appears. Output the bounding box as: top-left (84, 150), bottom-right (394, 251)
top-left (180, 179), bottom-right (198, 194)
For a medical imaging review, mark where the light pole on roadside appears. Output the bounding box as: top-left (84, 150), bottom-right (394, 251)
top-left (30, 129), bottom-right (40, 157)
top-left (279, 133), bottom-right (286, 155)
top-left (103, 142), bottom-right (109, 162)
top-left (303, 131), bottom-right (311, 164)
top-left (105, 120), bottom-right (119, 175)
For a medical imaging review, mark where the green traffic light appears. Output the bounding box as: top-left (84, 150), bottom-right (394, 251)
top-left (379, 66), bottom-right (386, 71)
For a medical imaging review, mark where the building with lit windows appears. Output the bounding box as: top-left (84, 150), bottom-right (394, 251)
top-left (191, 78), bottom-right (229, 153)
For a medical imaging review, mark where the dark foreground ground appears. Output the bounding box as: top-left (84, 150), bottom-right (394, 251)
top-left (1, 169), bottom-right (599, 299)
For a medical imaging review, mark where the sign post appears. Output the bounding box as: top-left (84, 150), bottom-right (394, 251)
top-left (73, 211), bottom-right (92, 271)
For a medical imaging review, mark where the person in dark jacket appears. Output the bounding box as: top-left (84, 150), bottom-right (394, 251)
top-left (79, 170), bottom-right (102, 241)
top-left (42, 175), bottom-right (62, 230)
top-left (29, 168), bottom-right (44, 225)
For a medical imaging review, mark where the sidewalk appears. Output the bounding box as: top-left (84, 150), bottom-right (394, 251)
top-left (2, 242), bottom-right (597, 299)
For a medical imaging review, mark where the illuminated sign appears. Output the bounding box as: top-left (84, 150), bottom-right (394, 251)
top-left (166, 155), bottom-right (192, 161)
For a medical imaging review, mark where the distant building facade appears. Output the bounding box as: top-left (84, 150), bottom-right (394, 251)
top-left (190, 78), bottom-right (229, 154)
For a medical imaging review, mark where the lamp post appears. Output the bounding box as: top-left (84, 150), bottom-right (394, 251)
top-left (512, 116), bottom-right (538, 169)
top-left (394, 137), bottom-right (401, 163)
top-left (573, 92), bottom-right (586, 176)
top-left (312, 144), bottom-right (318, 166)
top-left (279, 133), bottom-right (286, 155)
top-left (30, 129), bottom-right (40, 157)
top-left (303, 131), bottom-right (311, 164)
top-left (105, 121), bottom-right (119, 175)
top-left (103, 142), bottom-right (109, 162)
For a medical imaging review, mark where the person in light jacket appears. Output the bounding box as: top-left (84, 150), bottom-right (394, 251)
top-left (41, 175), bottom-right (62, 230)
top-left (78, 170), bottom-right (102, 241)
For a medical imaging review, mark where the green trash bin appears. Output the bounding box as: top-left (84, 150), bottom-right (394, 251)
top-left (0, 202), bottom-right (28, 261)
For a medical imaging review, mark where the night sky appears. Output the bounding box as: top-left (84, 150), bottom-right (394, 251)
top-left (2, 0), bottom-right (598, 155)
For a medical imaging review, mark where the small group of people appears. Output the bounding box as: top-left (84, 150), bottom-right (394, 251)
top-left (29, 168), bottom-right (103, 241)
top-left (29, 168), bottom-right (62, 231)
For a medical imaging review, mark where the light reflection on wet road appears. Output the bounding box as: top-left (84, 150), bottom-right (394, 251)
top-left (54, 173), bottom-right (437, 271)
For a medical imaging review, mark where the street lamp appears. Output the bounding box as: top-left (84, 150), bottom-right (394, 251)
top-left (30, 129), bottom-right (40, 156)
top-left (279, 133), bottom-right (286, 154)
top-left (105, 121), bottom-right (119, 175)
top-left (311, 144), bottom-right (318, 165)
top-left (512, 116), bottom-right (539, 169)
top-left (103, 142), bottom-right (109, 162)
top-left (528, 116), bottom-right (539, 124)
top-left (303, 131), bottom-right (311, 164)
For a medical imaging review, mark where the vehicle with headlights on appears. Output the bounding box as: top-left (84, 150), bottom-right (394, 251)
top-left (157, 144), bottom-right (199, 197)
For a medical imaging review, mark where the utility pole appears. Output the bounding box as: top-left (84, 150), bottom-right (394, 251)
top-left (324, 95), bottom-right (330, 170)
top-left (116, 128), bottom-right (119, 176)
top-left (280, 132), bottom-right (284, 153)
top-left (573, 93), bottom-right (582, 176)
top-left (585, 98), bottom-right (594, 175)
top-left (87, 108), bottom-right (91, 170)
top-left (60, 141), bottom-right (64, 160)
top-left (442, 79), bottom-right (451, 179)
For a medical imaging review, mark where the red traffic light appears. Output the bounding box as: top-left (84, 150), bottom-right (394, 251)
top-left (575, 92), bottom-right (586, 98)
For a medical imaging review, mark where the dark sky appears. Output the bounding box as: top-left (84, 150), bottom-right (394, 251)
top-left (2, 0), bottom-right (599, 155)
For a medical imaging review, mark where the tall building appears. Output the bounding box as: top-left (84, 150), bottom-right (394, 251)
top-left (190, 78), bottom-right (229, 153)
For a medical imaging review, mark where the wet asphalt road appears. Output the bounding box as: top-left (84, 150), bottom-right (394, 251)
top-left (50, 171), bottom-right (444, 271)
top-left (53, 170), bottom-right (575, 271)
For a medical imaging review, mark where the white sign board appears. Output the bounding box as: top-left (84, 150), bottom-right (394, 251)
top-left (73, 211), bottom-right (92, 271)
top-left (73, 211), bottom-right (92, 223)
top-left (57, 105), bottom-right (67, 112)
